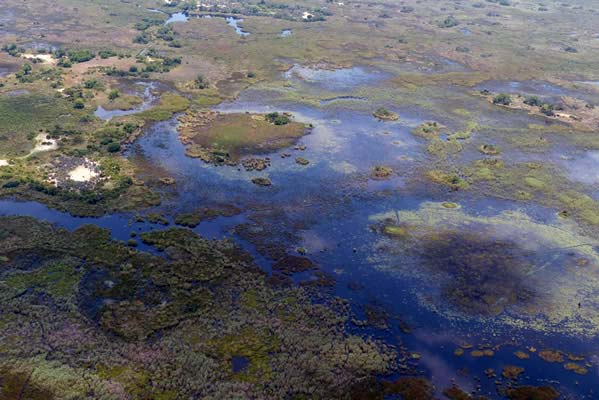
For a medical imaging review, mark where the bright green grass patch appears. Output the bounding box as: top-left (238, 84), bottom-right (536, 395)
top-left (100, 95), bottom-right (143, 111)
top-left (136, 93), bottom-right (190, 121)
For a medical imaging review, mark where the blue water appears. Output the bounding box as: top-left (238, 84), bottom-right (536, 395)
top-left (199, 15), bottom-right (250, 36)
top-left (225, 16), bottom-right (249, 36)
top-left (165, 12), bottom-right (189, 24)
top-left (283, 64), bottom-right (392, 92)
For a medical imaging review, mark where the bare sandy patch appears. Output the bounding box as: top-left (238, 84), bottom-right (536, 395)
top-left (22, 53), bottom-right (57, 65)
top-left (29, 134), bottom-right (58, 155)
top-left (68, 165), bottom-right (99, 182)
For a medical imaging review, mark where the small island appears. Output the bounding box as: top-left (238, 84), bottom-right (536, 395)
top-left (373, 107), bottom-right (399, 121)
top-left (178, 111), bottom-right (310, 164)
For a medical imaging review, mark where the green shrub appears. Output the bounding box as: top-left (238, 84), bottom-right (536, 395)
top-left (108, 90), bottom-right (120, 100)
top-left (73, 99), bottom-right (85, 109)
top-left (106, 142), bottom-right (121, 153)
top-left (67, 49), bottom-right (95, 63)
top-left (540, 103), bottom-right (554, 116)
top-left (194, 74), bottom-right (209, 89)
top-left (265, 112), bottom-right (291, 125)
top-left (523, 96), bottom-right (542, 107)
top-left (492, 93), bottom-right (512, 105)
top-left (438, 16), bottom-right (459, 28)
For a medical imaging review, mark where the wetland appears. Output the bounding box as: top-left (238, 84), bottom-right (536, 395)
top-left (1, 0), bottom-right (599, 398)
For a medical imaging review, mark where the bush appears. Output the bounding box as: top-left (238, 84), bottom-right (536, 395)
top-left (73, 99), bottom-right (85, 109)
top-left (108, 89), bottom-right (120, 100)
top-left (84, 79), bottom-right (99, 89)
top-left (194, 74), bottom-right (209, 89)
top-left (540, 103), bottom-right (554, 116)
top-left (265, 112), bottom-right (291, 125)
top-left (58, 58), bottom-right (72, 68)
top-left (67, 49), bottom-right (95, 63)
top-left (134, 34), bottom-right (150, 44)
top-left (162, 57), bottom-right (181, 67)
top-left (374, 107), bottom-right (392, 117)
top-left (2, 180), bottom-right (20, 189)
top-left (106, 143), bottom-right (121, 153)
top-left (492, 93), bottom-right (512, 105)
top-left (523, 96), bottom-right (542, 107)
top-left (439, 16), bottom-right (459, 28)
top-left (2, 43), bottom-right (20, 57)
top-left (22, 63), bottom-right (32, 75)
top-left (99, 50), bottom-right (117, 59)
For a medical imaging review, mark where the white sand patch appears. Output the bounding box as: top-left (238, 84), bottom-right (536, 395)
top-left (30, 133), bottom-right (58, 155)
top-left (68, 165), bottom-right (99, 182)
top-left (22, 53), bottom-right (57, 65)
top-left (0, 160), bottom-right (8, 167)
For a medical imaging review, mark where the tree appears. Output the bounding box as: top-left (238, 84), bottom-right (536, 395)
top-left (22, 63), bottom-right (32, 75)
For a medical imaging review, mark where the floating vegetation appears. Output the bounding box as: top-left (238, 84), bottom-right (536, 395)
top-left (370, 202), bottom-right (599, 336)
top-left (251, 177), bottom-right (272, 186)
top-left (479, 144), bottom-right (501, 155)
top-left (371, 165), bottom-right (394, 180)
top-left (412, 121), bottom-right (444, 139)
top-left (505, 386), bottom-right (559, 400)
top-left (174, 205), bottom-right (240, 228)
top-left (373, 107), bottom-right (399, 121)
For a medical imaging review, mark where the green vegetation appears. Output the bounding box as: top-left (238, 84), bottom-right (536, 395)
top-left (194, 74), bottom-right (209, 89)
top-left (373, 107), bottom-right (399, 121)
top-left (66, 49), bottom-right (95, 63)
top-left (438, 15), bottom-right (459, 28)
top-left (0, 94), bottom-right (87, 156)
top-left (179, 112), bottom-right (306, 163)
top-left (136, 93), bottom-right (190, 121)
top-left (108, 89), bottom-right (120, 100)
top-left (265, 111), bottom-right (291, 125)
top-left (493, 93), bottom-right (512, 105)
